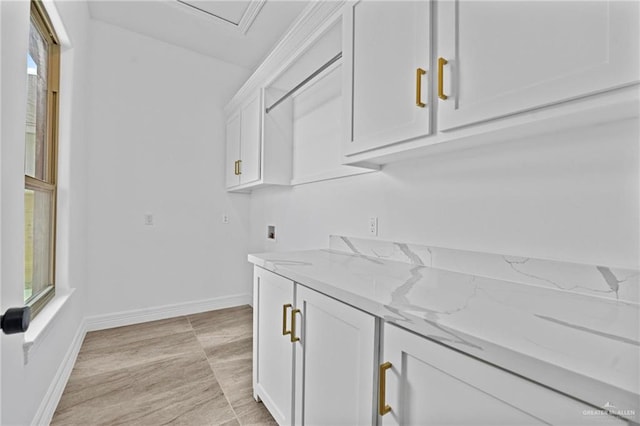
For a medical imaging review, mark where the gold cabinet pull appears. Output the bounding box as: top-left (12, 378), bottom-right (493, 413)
top-left (282, 304), bottom-right (292, 336)
top-left (237, 159), bottom-right (242, 175)
top-left (438, 57), bottom-right (448, 100)
top-left (290, 308), bottom-right (301, 343)
top-left (233, 160), bottom-right (239, 175)
top-left (379, 362), bottom-right (392, 416)
top-left (416, 68), bottom-right (426, 107)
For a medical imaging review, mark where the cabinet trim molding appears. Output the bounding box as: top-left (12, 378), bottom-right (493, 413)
top-left (225, 1), bottom-right (346, 115)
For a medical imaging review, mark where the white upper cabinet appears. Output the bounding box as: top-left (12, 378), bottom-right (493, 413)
top-left (437, 0), bottom-right (640, 131)
top-left (225, 2), bottom-right (377, 192)
top-left (228, 0), bottom-right (639, 169)
top-left (225, 90), bottom-right (292, 192)
top-left (225, 112), bottom-right (241, 189)
top-left (225, 91), bottom-right (262, 190)
top-left (239, 93), bottom-right (262, 185)
top-left (343, 0), bottom-right (432, 156)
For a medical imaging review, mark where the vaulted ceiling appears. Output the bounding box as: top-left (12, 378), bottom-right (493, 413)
top-left (88, 0), bottom-right (309, 71)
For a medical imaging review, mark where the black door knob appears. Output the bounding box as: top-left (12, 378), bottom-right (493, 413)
top-left (1, 307), bottom-right (31, 334)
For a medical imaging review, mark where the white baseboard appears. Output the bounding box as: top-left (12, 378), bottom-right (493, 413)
top-left (31, 318), bottom-right (87, 426)
top-left (84, 293), bottom-right (252, 332)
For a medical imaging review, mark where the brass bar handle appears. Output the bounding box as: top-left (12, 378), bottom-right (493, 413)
top-left (234, 160), bottom-right (238, 175)
top-left (438, 57), bottom-right (448, 100)
top-left (379, 362), bottom-right (392, 416)
top-left (282, 304), bottom-right (292, 336)
top-left (416, 68), bottom-right (426, 108)
top-left (237, 159), bottom-right (242, 175)
top-left (290, 308), bottom-right (301, 343)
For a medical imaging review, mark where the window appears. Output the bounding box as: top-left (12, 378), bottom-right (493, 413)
top-left (24, 0), bottom-right (60, 318)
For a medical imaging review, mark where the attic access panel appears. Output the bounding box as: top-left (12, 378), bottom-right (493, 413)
top-left (176, 0), bottom-right (265, 33)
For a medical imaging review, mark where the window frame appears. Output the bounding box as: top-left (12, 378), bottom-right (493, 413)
top-left (24, 0), bottom-right (60, 317)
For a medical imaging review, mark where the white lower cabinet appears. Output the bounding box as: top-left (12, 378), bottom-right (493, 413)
top-left (294, 284), bottom-right (376, 425)
top-left (255, 267), bottom-right (627, 425)
top-left (380, 323), bottom-right (627, 425)
top-left (253, 266), bottom-right (295, 425)
top-left (253, 267), bottom-right (377, 426)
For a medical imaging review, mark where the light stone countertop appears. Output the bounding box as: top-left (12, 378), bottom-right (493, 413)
top-left (248, 244), bottom-right (640, 420)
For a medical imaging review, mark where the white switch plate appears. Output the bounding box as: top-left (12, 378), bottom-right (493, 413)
top-left (144, 213), bottom-right (154, 226)
top-left (368, 217), bottom-right (378, 236)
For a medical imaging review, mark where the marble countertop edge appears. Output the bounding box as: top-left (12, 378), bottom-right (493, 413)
top-left (247, 249), bottom-right (640, 416)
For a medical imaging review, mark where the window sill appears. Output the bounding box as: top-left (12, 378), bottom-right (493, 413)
top-left (23, 288), bottom-right (75, 364)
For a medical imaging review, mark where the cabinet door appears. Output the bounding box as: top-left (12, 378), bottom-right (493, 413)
top-left (437, 1), bottom-right (640, 131)
top-left (294, 285), bottom-right (376, 425)
top-left (225, 113), bottom-right (241, 189)
top-left (381, 323), bottom-right (627, 425)
top-left (239, 92), bottom-right (262, 185)
top-left (343, 0), bottom-right (431, 156)
top-left (253, 267), bottom-right (294, 425)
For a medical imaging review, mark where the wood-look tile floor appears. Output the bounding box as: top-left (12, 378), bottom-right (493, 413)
top-left (52, 305), bottom-right (276, 426)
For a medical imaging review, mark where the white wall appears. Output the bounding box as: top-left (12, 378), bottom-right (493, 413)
top-left (0, 0), bottom-right (91, 424)
top-left (85, 21), bottom-right (253, 317)
top-left (250, 117), bottom-right (639, 270)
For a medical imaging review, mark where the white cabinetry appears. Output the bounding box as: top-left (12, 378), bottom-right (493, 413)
top-left (226, 91), bottom-right (262, 190)
top-left (225, 112), bottom-right (242, 188)
top-left (253, 267), bottom-right (377, 425)
top-left (254, 267), bottom-right (629, 425)
top-left (437, 0), bottom-right (640, 131)
top-left (239, 93), bottom-right (262, 184)
top-left (253, 266), bottom-right (294, 425)
top-left (342, 0), bottom-right (639, 165)
top-left (225, 91), bottom-right (292, 192)
top-left (225, 2), bottom-right (381, 191)
top-left (380, 323), bottom-right (627, 425)
top-left (343, 0), bottom-right (431, 156)
top-left (294, 285), bottom-right (376, 425)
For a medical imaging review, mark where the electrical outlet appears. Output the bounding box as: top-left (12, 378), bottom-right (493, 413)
top-left (144, 213), bottom-right (154, 226)
top-left (368, 217), bottom-right (378, 236)
top-left (267, 225), bottom-right (276, 240)
top-left (222, 214), bottom-right (229, 224)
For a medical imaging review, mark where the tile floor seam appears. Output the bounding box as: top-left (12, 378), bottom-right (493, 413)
top-left (190, 327), bottom-right (243, 426)
top-left (185, 314), bottom-right (195, 330)
top-left (158, 375), bottom-right (236, 424)
top-left (210, 363), bottom-right (244, 426)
